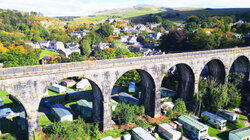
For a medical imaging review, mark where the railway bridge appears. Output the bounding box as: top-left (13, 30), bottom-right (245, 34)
top-left (0, 47), bottom-right (249, 138)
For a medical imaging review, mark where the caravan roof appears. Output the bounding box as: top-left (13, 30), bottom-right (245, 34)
top-left (158, 123), bottom-right (181, 135)
top-left (218, 110), bottom-right (238, 117)
top-left (51, 104), bottom-right (72, 118)
top-left (202, 111), bottom-right (227, 123)
top-left (132, 127), bottom-right (156, 140)
top-left (119, 92), bottom-right (139, 102)
top-left (230, 126), bottom-right (250, 139)
top-left (178, 115), bottom-right (208, 131)
top-left (77, 100), bottom-right (93, 109)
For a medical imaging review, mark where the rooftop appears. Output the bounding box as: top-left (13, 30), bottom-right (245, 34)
top-left (132, 127), bottom-right (156, 140)
top-left (230, 126), bottom-right (250, 139)
top-left (178, 115), bottom-right (208, 131)
top-left (77, 99), bottom-right (93, 109)
top-left (202, 111), bottom-right (227, 123)
top-left (51, 104), bottom-right (72, 118)
top-left (158, 123), bottom-right (181, 135)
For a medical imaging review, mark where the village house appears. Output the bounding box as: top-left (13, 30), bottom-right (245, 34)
top-left (113, 28), bottom-right (120, 36)
top-left (49, 41), bottom-right (65, 50)
top-left (38, 41), bottom-right (50, 48)
top-left (127, 35), bottom-right (137, 44)
top-left (92, 43), bottom-right (110, 50)
top-left (65, 42), bottom-right (80, 49)
top-left (70, 31), bottom-right (83, 39)
top-left (24, 41), bottom-right (40, 49)
top-left (58, 47), bottom-right (81, 58)
top-left (120, 36), bottom-right (129, 43)
top-left (128, 45), bottom-right (144, 52)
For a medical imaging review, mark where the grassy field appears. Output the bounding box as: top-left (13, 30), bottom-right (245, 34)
top-left (0, 91), bottom-right (13, 104)
top-left (40, 49), bottom-right (59, 58)
top-left (39, 115), bottom-right (52, 127)
top-left (68, 16), bottom-right (109, 24)
top-left (208, 115), bottom-right (246, 140)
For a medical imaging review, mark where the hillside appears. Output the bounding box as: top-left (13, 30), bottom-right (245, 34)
top-left (130, 8), bottom-right (250, 23)
top-left (93, 4), bottom-right (169, 18)
top-left (68, 5), bottom-right (172, 24)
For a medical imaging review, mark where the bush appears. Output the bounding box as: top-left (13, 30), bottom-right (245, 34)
top-left (203, 115), bottom-right (209, 123)
top-left (112, 103), bottom-right (145, 125)
top-left (173, 99), bottom-right (187, 116)
top-left (215, 124), bottom-right (220, 129)
top-left (42, 118), bottom-right (100, 139)
top-left (166, 109), bottom-right (174, 119)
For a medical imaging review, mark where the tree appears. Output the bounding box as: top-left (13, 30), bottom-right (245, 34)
top-left (162, 19), bottom-right (175, 30)
top-left (80, 39), bottom-right (91, 57)
top-left (68, 52), bottom-right (85, 62)
top-left (185, 22), bottom-right (199, 31)
top-left (96, 23), bottom-right (114, 38)
top-left (159, 30), bottom-right (189, 52)
top-left (199, 79), bottom-right (229, 112)
top-left (186, 15), bottom-right (200, 24)
top-left (189, 28), bottom-right (218, 50)
top-left (173, 99), bottom-right (186, 115)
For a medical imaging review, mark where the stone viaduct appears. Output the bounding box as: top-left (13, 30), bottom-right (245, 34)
top-left (0, 47), bottom-right (249, 139)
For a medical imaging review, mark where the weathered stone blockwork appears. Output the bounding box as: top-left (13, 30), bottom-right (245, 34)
top-left (0, 47), bottom-right (249, 139)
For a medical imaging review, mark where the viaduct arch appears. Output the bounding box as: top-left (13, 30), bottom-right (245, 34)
top-left (0, 47), bottom-right (249, 139)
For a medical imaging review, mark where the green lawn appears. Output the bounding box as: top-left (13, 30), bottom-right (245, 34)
top-left (0, 91), bottom-right (13, 104)
top-left (208, 115), bottom-right (246, 140)
top-left (40, 49), bottom-right (59, 58)
top-left (39, 115), bottom-right (52, 127)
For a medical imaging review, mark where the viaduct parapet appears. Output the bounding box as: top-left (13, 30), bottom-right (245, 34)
top-left (0, 47), bottom-right (249, 139)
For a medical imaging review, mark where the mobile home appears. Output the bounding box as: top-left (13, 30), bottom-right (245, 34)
top-left (178, 115), bottom-right (208, 139)
top-left (128, 82), bottom-right (136, 93)
top-left (161, 87), bottom-right (176, 98)
top-left (0, 97), bottom-right (3, 107)
top-left (229, 126), bottom-right (250, 140)
top-left (158, 123), bottom-right (181, 140)
top-left (49, 84), bottom-right (67, 94)
top-left (76, 99), bottom-right (93, 118)
top-left (101, 136), bottom-right (114, 140)
top-left (51, 104), bottom-right (73, 122)
top-left (132, 127), bottom-right (157, 140)
top-left (119, 92), bottom-right (139, 105)
top-left (111, 99), bottom-right (118, 111)
top-left (201, 111), bottom-right (227, 130)
top-left (217, 110), bottom-right (239, 122)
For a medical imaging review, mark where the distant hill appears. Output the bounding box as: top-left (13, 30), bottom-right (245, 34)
top-left (130, 8), bottom-right (250, 23)
top-left (92, 4), bottom-right (172, 18)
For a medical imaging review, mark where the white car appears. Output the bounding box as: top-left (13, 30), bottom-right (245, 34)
top-left (0, 108), bottom-right (14, 118)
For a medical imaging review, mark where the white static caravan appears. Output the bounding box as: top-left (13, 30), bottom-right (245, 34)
top-left (229, 126), bottom-right (250, 140)
top-left (178, 115), bottom-right (208, 139)
top-left (217, 110), bottom-right (239, 122)
top-left (132, 127), bottom-right (156, 140)
top-left (201, 111), bottom-right (227, 130)
top-left (51, 104), bottom-right (73, 122)
top-left (158, 123), bottom-right (181, 140)
top-left (49, 84), bottom-right (67, 94)
top-left (101, 136), bottom-right (114, 140)
top-left (0, 97), bottom-right (4, 107)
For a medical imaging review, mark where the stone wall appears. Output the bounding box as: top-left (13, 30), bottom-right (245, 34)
top-left (0, 47), bottom-right (249, 139)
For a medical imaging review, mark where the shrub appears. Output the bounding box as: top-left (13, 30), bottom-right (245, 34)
top-left (215, 124), bottom-right (220, 129)
top-left (173, 99), bottom-right (187, 116)
top-left (203, 115), bottom-right (209, 123)
top-left (166, 109), bottom-right (174, 119)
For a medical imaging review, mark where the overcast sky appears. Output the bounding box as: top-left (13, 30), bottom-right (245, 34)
top-left (0, 0), bottom-right (249, 17)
